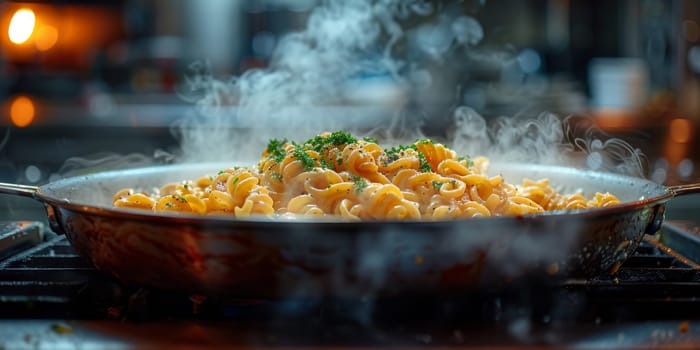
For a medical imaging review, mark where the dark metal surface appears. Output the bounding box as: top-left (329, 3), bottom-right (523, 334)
top-left (0, 221), bottom-right (44, 260)
top-left (0, 162), bottom-right (697, 298)
top-left (2, 225), bottom-right (700, 348)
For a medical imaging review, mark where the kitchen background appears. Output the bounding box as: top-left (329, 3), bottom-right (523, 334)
top-left (0, 0), bottom-right (699, 221)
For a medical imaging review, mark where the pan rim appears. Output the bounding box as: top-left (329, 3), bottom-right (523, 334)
top-left (36, 162), bottom-right (673, 226)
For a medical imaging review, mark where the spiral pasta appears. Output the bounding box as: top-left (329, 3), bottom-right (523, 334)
top-left (113, 131), bottom-right (621, 220)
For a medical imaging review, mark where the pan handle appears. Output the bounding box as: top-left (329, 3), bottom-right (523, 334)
top-left (0, 182), bottom-right (39, 198)
top-left (668, 183), bottom-right (700, 197)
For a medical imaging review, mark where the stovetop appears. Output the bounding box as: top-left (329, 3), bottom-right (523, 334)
top-left (1, 221), bottom-right (700, 348)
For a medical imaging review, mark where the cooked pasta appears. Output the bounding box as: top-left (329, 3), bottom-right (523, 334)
top-left (113, 131), bottom-right (621, 220)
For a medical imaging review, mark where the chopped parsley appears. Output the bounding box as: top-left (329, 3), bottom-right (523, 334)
top-left (292, 142), bottom-right (316, 171)
top-left (432, 181), bottom-right (443, 189)
top-left (173, 194), bottom-right (188, 203)
top-left (305, 131), bottom-right (358, 153)
top-left (363, 136), bottom-right (378, 143)
top-left (217, 170), bottom-right (226, 175)
top-left (416, 138), bottom-right (433, 145)
top-left (232, 176), bottom-right (240, 185)
top-left (417, 152), bottom-right (431, 172)
top-left (384, 144), bottom-right (417, 162)
top-left (270, 172), bottom-right (283, 181)
top-left (458, 155), bottom-right (474, 167)
top-left (266, 138), bottom-right (288, 163)
top-left (351, 175), bottom-right (368, 194)
top-left (319, 158), bottom-right (331, 169)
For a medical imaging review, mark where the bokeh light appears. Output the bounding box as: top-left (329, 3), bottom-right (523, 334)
top-left (669, 118), bottom-right (692, 144)
top-left (8, 9), bottom-right (35, 44)
top-left (9, 96), bottom-right (35, 128)
top-left (35, 25), bottom-right (58, 51)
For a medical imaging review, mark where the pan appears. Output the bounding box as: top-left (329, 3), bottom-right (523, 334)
top-left (0, 162), bottom-right (698, 298)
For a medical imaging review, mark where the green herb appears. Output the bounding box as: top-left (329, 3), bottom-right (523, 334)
top-left (384, 144), bottom-right (417, 162)
top-left (458, 155), bottom-right (474, 167)
top-left (305, 131), bottom-right (358, 152)
top-left (319, 158), bottom-right (331, 169)
top-left (351, 175), bottom-right (367, 194)
top-left (432, 181), bottom-right (443, 189)
top-left (266, 138), bottom-right (288, 163)
top-left (165, 202), bottom-right (175, 208)
top-left (337, 157), bottom-right (343, 165)
top-left (270, 172), bottom-right (283, 181)
top-left (173, 194), bottom-right (188, 203)
top-left (217, 170), bottom-right (226, 175)
top-left (417, 152), bottom-right (431, 172)
top-left (363, 136), bottom-right (378, 143)
top-left (416, 138), bottom-right (433, 145)
top-left (292, 142), bottom-right (316, 171)
top-left (232, 176), bottom-right (239, 185)
top-left (183, 183), bottom-right (189, 190)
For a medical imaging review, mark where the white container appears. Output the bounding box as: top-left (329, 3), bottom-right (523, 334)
top-left (588, 57), bottom-right (649, 111)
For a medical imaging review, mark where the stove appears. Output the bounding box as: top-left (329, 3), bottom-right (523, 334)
top-left (1, 221), bottom-right (700, 348)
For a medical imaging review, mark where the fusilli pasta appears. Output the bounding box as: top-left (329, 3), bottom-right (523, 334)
top-left (113, 131), bottom-right (621, 220)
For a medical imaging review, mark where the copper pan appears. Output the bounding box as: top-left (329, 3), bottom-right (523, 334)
top-left (0, 162), bottom-right (698, 298)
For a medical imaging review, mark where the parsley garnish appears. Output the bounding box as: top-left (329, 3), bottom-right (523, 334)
top-left (458, 155), bottom-right (475, 167)
top-left (305, 131), bottom-right (358, 153)
top-left (266, 138), bottom-right (288, 163)
top-left (417, 152), bottom-right (431, 172)
top-left (292, 142), bottom-right (316, 171)
top-left (363, 136), bottom-right (378, 143)
top-left (217, 170), bottom-right (226, 175)
top-left (271, 172), bottom-right (283, 181)
top-left (432, 181), bottom-right (443, 189)
top-left (351, 175), bottom-right (367, 194)
top-left (416, 138), bottom-right (433, 145)
top-left (384, 144), bottom-right (417, 162)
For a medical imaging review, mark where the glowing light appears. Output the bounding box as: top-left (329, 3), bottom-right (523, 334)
top-left (669, 118), bottom-right (692, 143)
top-left (8, 9), bottom-right (36, 44)
top-left (35, 25), bottom-right (58, 51)
top-left (9, 96), bottom-right (35, 128)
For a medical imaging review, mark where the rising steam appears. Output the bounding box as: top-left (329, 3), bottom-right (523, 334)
top-left (174, 0), bottom-right (489, 164)
top-left (45, 0), bottom-right (648, 330)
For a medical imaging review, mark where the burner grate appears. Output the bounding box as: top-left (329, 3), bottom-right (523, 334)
top-left (1, 223), bottom-right (700, 322)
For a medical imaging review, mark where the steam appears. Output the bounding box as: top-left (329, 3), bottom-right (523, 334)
top-left (174, 0), bottom-right (489, 163)
top-left (449, 106), bottom-right (645, 176)
top-left (42, 0), bottom-right (648, 329)
top-left (167, 0), bottom-right (646, 320)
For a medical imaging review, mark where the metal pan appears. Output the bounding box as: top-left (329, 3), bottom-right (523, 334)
top-left (0, 162), bottom-right (698, 298)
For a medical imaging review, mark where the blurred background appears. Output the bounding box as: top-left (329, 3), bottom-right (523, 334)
top-left (0, 0), bottom-right (699, 219)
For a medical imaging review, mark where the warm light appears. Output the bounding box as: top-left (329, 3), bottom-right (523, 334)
top-left (8, 9), bottom-right (36, 44)
top-left (9, 96), bottom-right (35, 128)
top-left (669, 118), bottom-right (692, 143)
top-left (35, 25), bottom-right (58, 51)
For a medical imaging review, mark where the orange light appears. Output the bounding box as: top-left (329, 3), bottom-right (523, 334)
top-left (8, 9), bottom-right (35, 44)
top-left (669, 118), bottom-right (692, 143)
top-left (34, 25), bottom-right (58, 51)
top-left (9, 96), bottom-right (35, 127)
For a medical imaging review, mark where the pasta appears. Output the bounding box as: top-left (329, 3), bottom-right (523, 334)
top-left (113, 131), bottom-right (621, 220)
